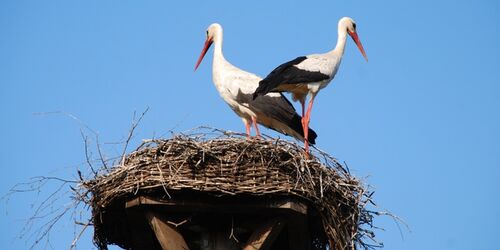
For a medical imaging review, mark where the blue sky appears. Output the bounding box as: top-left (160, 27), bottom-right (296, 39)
top-left (1, 1), bottom-right (499, 249)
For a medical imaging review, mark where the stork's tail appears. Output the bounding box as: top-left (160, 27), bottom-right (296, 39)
top-left (307, 127), bottom-right (318, 145)
top-left (290, 114), bottom-right (317, 145)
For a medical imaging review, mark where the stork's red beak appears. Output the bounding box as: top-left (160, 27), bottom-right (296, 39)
top-left (194, 37), bottom-right (213, 71)
top-left (348, 31), bottom-right (368, 62)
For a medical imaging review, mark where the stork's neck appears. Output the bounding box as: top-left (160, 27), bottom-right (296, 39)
top-left (211, 31), bottom-right (230, 90)
top-left (212, 31), bottom-right (227, 68)
top-left (329, 28), bottom-right (348, 56)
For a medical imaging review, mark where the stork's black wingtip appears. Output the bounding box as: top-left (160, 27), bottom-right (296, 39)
top-left (308, 129), bottom-right (318, 145)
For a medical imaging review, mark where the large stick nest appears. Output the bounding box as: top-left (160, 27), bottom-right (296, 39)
top-left (82, 129), bottom-right (378, 250)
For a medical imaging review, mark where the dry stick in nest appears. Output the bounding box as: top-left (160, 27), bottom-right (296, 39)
top-left (81, 130), bottom-right (98, 177)
top-left (120, 107), bottom-right (150, 166)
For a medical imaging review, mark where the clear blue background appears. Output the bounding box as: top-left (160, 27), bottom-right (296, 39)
top-left (1, 1), bottom-right (499, 249)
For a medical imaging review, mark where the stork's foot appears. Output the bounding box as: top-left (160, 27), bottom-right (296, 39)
top-left (244, 135), bottom-right (261, 140)
top-left (302, 147), bottom-right (311, 159)
top-left (251, 117), bottom-right (262, 139)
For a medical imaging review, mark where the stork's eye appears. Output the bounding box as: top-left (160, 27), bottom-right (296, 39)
top-left (353, 23), bottom-right (357, 30)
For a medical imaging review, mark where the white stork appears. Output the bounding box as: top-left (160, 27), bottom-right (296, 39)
top-left (252, 17), bottom-right (367, 155)
top-left (194, 23), bottom-right (317, 144)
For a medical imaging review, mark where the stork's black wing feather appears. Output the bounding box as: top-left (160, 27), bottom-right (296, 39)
top-left (252, 56), bottom-right (330, 99)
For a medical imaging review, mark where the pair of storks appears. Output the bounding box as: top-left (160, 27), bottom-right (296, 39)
top-left (194, 17), bottom-right (367, 157)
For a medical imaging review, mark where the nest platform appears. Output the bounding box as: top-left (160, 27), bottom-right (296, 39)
top-left (81, 130), bottom-right (376, 250)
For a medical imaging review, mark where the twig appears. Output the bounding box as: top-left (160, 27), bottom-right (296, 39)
top-left (33, 111), bottom-right (98, 136)
top-left (375, 210), bottom-right (411, 238)
top-left (166, 217), bottom-right (191, 227)
top-left (69, 220), bottom-right (90, 250)
top-left (80, 130), bottom-right (97, 176)
top-left (120, 107), bottom-right (149, 166)
top-left (29, 206), bottom-right (72, 250)
top-left (95, 135), bottom-right (108, 170)
top-left (228, 216), bottom-right (239, 243)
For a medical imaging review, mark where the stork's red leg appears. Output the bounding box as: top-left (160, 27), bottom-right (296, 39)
top-left (300, 99), bottom-right (305, 118)
top-left (303, 96), bottom-right (315, 157)
top-left (244, 119), bottom-right (251, 139)
top-left (252, 117), bottom-right (261, 138)
top-left (300, 98), bottom-right (309, 147)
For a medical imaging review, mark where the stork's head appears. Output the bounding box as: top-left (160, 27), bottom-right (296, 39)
top-left (194, 23), bottom-right (223, 71)
top-left (339, 17), bottom-right (368, 61)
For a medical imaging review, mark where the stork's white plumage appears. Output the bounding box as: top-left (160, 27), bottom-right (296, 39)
top-left (253, 17), bottom-right (367, 155)
top-left (194, 23), bottom-right (317, 144)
